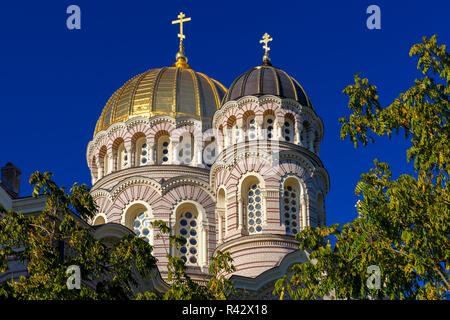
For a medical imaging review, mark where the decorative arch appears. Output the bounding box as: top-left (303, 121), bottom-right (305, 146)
top-left (172, 200), bottom-right (209, 267)
top-left (226, 115), bottom-right (239, 145)
top-left (243, 110), bottom-right (257, 141)
top-left (154, 130), bottom-right (171, 165)
top-left (203, 135), bottom-right (216, 168)
top-left (110, 177), bottom-right (161, 202)
top-left (282, 113), bottom-right (296, 143)
top-left (131, 132), bottom-right (148, 167)
top-left (127, 119), bottom-right (152, 143)
top-left (93, 213), bottom-right (108, 225)
top-left (238, 173), bottom-right (265, 235)
top-left (176, 131), bottom-right (194, 165)
top-left (112, 137), bottom-right (127, 171)
top-left (147, 118), bottom-right (175, 144)
top-left (280, 176), bottom-right (302, 235)
top-left (262, 109), bottom-right (276, 140)
top-left (121, 200), bottom-right (153, 244)
top-left (93, 223), bottom-right (135, 248)
top-left (106, 123), bottom-right (129, 149)
top-left (279, 171), bottom-right (310, 230)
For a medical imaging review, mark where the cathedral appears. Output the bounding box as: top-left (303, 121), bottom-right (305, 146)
top-left (0, 13), bottom-right (329, 298)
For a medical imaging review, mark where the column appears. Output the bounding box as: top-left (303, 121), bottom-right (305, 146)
top-left (295, 123), bottom-right (302, 145)
top-left (202, 224), bottom-right (207, 267)
top-left (98, 159), bottom-right (104, 179)
top-left (238, 197), bottom-right (243, 231)
top-left (262, 190), bottom-right (267, 225)
top-left (301, 194), bottom-right (308, 229)
top-left (124, 141), bottom-right (132, 168)
top-left (196, 141), bottom-right (203, 167)
top-left (171, 139), bottom-right (180, 165)
top-left (255, 119), bottom-right (264, 142)
top-left (217, 208), bottom-right (224, 244)
top-left (146, 139), bottom-right (154, 165)
top-left (277, 121), bottom-right (283, 140)
top-left (225, 197), bottom-right (229, 237)
top-left (107, 150), bottom-right (114, 174)
top-left (95, 158), bottom-right (102, 182)
top-left (237, 119), bottom-right (244, 143)
top-left (298, 124), bottom-right (304, 147)
top-left (228, 127), bottom-right (233, 146)
top-left (169, 220), bottom-right (175, 258)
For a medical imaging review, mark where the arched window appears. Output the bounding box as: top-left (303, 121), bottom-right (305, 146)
top-left (135, 137), bottom-right (148, 166)
top-left (203, 138), bottom-right (216, 168)
top-left (246, 181), bottom-right (263, 234)
top-left (246, 115), bottom-right (257, 141)
top-left (93, 215), bottom-right (106, 226)
top-left (263, 115), bottom-right (275, 140)
top-left (282, 116), bottom-right (295, 142)
top-left (281, 178), bottom-right (300, 235)
top-left (124, 203), bottom-right (151, 243)
top-left (178, 133), bottom-right (193, 165)
top-left (176, 204), bottom-right (200, 266)
top-left (156, 134), bottom-right (170, 164)
top-left (117, 142), bottom-right (128, 170)
top-left (228, 116), bottom-right (239, 144)
top-left (133, 212), bottom-right (151, 242)
top-left (217, 188), bottom-right (226, 243)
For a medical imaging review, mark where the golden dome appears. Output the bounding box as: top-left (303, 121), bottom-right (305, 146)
top-left (94, 67), bottom-right (227, 135)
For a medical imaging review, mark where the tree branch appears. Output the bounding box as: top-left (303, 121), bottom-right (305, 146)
top-left (29, 223), bottom-right (51, 236)
top-left (433, 265), bottom-right (450, 290)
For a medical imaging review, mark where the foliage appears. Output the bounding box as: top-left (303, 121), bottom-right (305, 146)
top-left (1, 173), bottom-right (236, 300)
top-left (274, 35), bottom-right (449, 300)
top-left (135, 220), bottom-right (236, 300)
top-left (0, 171), bottom-right (157, 299)
top-left (207, 248), bottom-right (236, 300)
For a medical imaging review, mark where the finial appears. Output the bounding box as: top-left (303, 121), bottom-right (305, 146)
top-left (260, 33), bottom-right (273, 66)
top-left (172, 12), bottom-right (192, 68)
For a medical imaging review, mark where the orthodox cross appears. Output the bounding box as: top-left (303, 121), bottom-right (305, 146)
top-left (172, 12), bottom-right (191, 49)
top-left (260, 33), bottom-right (273, 55)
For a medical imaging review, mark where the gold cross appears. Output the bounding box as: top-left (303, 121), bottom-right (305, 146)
top-left (260, 33), bottom-right (273, 55)
top-left (172, 12), bottom-right (191, 44)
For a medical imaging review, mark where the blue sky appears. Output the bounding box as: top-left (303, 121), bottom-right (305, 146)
top-left (1, 0), bottom-right (449, 227)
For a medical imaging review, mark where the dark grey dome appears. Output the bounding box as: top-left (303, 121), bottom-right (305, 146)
top-left (222, 64), bottom-right (313, 108)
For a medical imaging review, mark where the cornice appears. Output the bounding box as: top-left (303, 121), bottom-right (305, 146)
top-left (215, 233), bottom-right (299, 253)
top-left (91, 163), bottom-right (210, 191)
